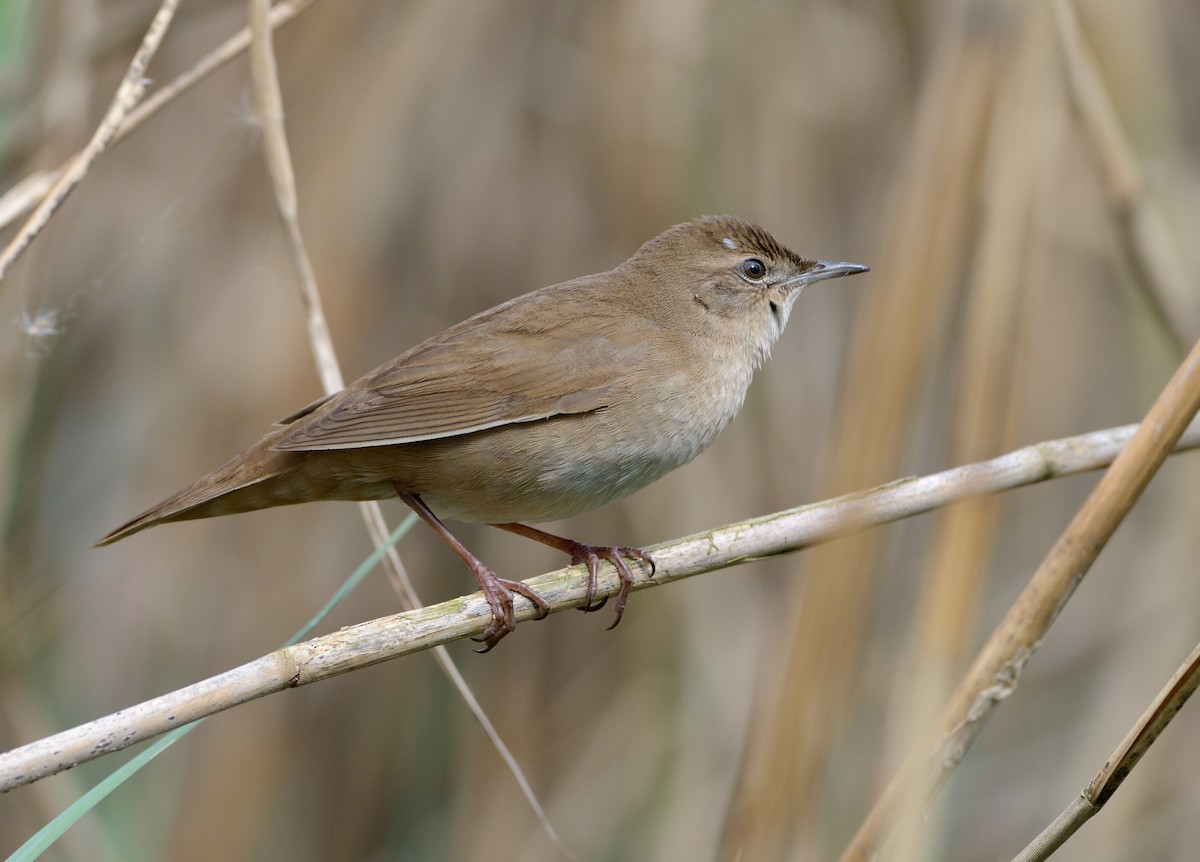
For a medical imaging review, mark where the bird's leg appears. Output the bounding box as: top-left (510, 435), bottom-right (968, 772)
top-left (491, 523), bottom-right (655, 629)
top-left (396, 489), bottom-right (549, 652)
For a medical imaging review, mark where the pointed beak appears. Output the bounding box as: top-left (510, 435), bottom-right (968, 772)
top-left (790, 260), bottom-right (870, 287)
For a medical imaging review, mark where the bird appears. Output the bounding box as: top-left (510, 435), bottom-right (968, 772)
top-left (97, 215), bottom-right (868, 650)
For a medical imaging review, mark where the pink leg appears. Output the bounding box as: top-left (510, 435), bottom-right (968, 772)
top-left (491, 522), bottom-right (655, 629)
top-left (397, 489), bottom-right (548, 652)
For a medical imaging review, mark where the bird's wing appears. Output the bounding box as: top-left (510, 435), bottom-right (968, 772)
top-left (273, 392), bottom-right (337, 426)
top-left (273, 284), bottom-right (645, 451)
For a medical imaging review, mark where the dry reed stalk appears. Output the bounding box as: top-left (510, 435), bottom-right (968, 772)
top-left (718, 8), bottom-right (1004, 859)
top-left (839, 5), bottom-right (1200, 858)
top-left (0, 0), bottom-right (180, 285)
top-left (248, 0), bottom-right (340, 393)
top-left (842, 324), bottom-right (1200, 860)
top-left (0, 0), bottom-right (317, 236)
top-left (885, 7), bottom-right (1058, 859)
top-left (1053, 0), bottom-right (1199, 352)
top-left (1013, 638), bottom-right (1200, 861)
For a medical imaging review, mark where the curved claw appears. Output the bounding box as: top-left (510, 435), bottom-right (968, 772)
top-left (577, 594), bottom-right (609, 613)
top-left (503, 576), bottom-right (551, 620)
top-left (568, 545), bottom-right (655, 628)
top-left (604, 555), bottom-right (637, 630)
top-left (576, 556), bottom-right (609, 613)
top-left (471, 577), bottom-right (515, 651)
top-left (469, 573), bottom-right (550, 652)
top-left (472, 629), bottom-right (506, 653)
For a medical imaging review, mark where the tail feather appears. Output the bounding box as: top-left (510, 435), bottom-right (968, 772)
top-left (95, 439), bottom-right (299, 547)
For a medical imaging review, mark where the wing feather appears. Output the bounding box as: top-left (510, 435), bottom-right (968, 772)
top-left (274, 278), bottom-right (643, 451)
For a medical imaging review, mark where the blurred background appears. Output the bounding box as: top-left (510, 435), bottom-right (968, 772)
top-left (2, 0), bottom-right (1199, 860)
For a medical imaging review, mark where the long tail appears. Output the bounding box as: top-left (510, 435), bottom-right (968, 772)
top-left (95, 436), bottom-right (304, 547)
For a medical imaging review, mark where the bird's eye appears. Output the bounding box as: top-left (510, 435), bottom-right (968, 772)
top-left (739, 258), bottom-right (767, 280)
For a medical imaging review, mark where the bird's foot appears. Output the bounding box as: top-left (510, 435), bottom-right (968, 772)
top-left (567, 543), bottom-right (656, 629)
top-left (492, 523), bottom-right (656, 629)
top-left (471, 565), bottom-right (550, 652)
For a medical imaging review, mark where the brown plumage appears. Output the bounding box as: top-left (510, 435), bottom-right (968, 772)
top-left (98, 216), bottom-right (867, 649)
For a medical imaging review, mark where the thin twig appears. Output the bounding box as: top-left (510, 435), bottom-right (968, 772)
top-left (1012, 797), bottom-right (1099, 862)
top-left (0, 0), bottom-right (180, 286)
top-left (1012, 639), bottom-right (1200, 861)
top-left (3, 419), bottom-right (1198, 794)
top-left (0, 0), bottom-right (318, 235)
top-left (1053, 0), bottom-right (1200, 350)
top-left (245, 6), bottom-right (572, 854)
top-left (248, 0), bottom-right (341, 392)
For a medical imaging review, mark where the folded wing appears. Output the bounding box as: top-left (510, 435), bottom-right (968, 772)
top-left (274, 283), bottom-right (642, 451)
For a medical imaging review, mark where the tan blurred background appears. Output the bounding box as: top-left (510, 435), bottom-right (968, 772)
top-left (2, 1), bottom-right (1199, 860)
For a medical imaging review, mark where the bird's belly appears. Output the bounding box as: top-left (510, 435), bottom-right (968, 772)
top-left (304, 362), bottom-right (752, 524)
top-left (323, 399), bottom-right (724, 524)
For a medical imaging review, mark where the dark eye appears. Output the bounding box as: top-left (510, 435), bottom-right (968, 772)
top-left (739, 258), bottom-right (767, 280)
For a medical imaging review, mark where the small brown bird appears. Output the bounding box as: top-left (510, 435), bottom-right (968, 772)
top-left (98, 216), bottom-right (867, 649)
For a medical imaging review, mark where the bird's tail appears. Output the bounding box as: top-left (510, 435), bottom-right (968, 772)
top-left (94, 437), bottom-right (302, 547)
